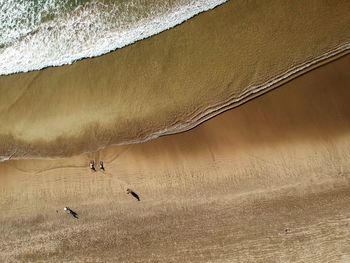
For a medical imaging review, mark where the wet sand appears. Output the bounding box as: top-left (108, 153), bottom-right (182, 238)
top-left (1, 55), bottom-right (350, 262)
top-left (0, 0), bottom-right (350, 159)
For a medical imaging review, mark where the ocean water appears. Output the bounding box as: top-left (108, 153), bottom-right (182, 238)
top-left (0, 0), bottom-right (227, 76)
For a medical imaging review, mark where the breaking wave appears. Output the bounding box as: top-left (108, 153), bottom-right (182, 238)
top-left (0, 0), bottom-right (227, 76)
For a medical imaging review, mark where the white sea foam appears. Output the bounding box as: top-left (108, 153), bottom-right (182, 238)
top-left (0, 0), bottom-right (228, 76)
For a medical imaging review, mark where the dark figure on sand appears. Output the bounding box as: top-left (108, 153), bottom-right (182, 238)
top-left (64, 207), bottom-right (79, 219)
top-left (126, 188), bottom-right (140, 201)
top-left (99, 161), bottom-right (105, 171)
top-left (90, 160), bottom-right (96, 171)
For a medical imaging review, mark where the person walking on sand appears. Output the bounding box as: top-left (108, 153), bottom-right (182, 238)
top-left (90, 160), bottom-right (96, 171)
top-left (99, 160), bottom-right (105, 171)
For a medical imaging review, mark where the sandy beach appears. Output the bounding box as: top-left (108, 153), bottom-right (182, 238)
top-left (0, 0), bottom-right (350, 160)
top-left (1, 0), bottom-right (350, 261)
top-left (1, 55), bottom-right (350, 262)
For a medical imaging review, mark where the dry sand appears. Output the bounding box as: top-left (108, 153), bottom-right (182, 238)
top-left (1, 55), bottom-right (350, 262)
top-left (0, 0), bottom-right (350, 159)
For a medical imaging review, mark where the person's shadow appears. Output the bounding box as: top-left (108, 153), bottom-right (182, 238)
top-left (126, 189), bottom-right (140, 201)
top-left (64, 207), bottom-right (79, 219)
top-left (69, 209), bottom-right (79, 219)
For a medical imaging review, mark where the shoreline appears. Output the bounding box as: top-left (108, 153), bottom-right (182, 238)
top-left (1, 0), bottom-right (350, 161)
top-left (1, 50), bottom-right (349, 162)
top-left (2, 1), bottom-right (350, 261)
top-left (0, 0), bottom-right (229, 76)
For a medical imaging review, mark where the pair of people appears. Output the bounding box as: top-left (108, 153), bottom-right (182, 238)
top-left (90, 160), bottom-right (104, 171)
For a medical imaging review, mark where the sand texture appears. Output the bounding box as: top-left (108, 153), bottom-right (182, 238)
top-left (0, 0), bottom-right (350, 159)
top-left (1, 55), bottom-right (350, 262)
